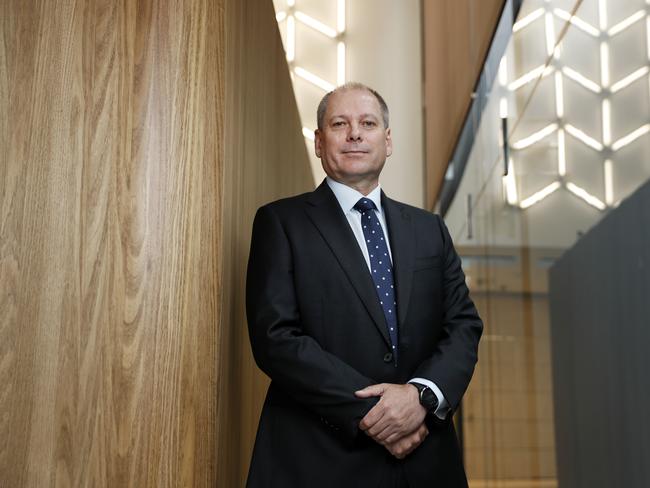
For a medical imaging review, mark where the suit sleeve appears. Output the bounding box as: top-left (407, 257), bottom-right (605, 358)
top-left (412, 215), bottom-right (483, 412)
top-left (246, 205), bottom-right (378, 441)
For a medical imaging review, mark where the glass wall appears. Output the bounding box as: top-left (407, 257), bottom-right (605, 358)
top-left (445, 0), bottom-right (650, 486)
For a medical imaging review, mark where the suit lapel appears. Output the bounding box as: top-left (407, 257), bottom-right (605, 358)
top-left (305, 183), bottom-right (391, 347)
top-left (382, 192), bottom-right (415, 329)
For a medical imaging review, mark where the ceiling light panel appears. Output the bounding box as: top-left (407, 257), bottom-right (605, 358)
top-left (499, 0), bottom-right (650, 211)
top-left (274, 0), bottom-right (347, 146)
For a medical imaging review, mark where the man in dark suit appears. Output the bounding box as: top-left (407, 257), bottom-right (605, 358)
top-left (246, 82), bottom-right (482, 487)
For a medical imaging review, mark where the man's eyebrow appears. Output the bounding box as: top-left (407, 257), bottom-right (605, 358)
top-left (329, 113), bottom-right (379, 120)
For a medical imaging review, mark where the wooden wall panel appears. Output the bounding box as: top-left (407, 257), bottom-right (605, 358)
top-left (217, 0), bottom-right (315, 486)
top-left (423, 0), bottom-right (506, 210)
top-left (1, 0), bottom-right (223, 486)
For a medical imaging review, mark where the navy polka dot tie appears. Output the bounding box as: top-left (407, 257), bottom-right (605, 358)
top-left (353, 198), bottom-right (398, 357)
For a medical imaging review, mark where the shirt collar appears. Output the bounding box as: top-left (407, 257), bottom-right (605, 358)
top-left (326, 176), bottom-right (383, 214)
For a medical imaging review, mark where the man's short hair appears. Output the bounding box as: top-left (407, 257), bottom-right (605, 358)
top-left (316, 82), bottom-right (390, 130)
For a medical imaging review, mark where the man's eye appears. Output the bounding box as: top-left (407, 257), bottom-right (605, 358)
top-left (332, 121), bottom-right (345, 127)
top-left (362, 121), bottom-right (376, 127)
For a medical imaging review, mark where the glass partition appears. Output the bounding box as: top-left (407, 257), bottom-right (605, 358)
top-left (445, 1), bottom-right (650, 486)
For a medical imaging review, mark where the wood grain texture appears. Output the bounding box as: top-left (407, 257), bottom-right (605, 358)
top-left (1, 0), bottom-right (223, 486)
top-left (217, 0), bottom-right (315, 485)
top-left (422, 0), bottom-right (506, 210)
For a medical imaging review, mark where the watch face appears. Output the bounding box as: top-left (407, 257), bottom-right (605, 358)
top-left (421, 388), bottom-right (438, 411)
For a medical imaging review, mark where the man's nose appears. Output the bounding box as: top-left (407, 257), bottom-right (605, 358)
top-left (347, 123), bottom-right (362, 141)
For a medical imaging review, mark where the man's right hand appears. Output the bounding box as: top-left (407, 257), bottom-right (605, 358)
top-left (380, 422), bottom-right (429, 459)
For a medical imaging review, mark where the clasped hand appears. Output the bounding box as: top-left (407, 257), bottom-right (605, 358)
top-left (355, 383), bottom-right (428, 459)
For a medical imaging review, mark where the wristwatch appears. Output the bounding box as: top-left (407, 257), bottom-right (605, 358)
top-left (410, 382), bottom-right (439, 414)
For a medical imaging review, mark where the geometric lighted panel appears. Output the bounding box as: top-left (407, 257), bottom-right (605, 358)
top-left (501, 0), bottom-right (650, 211)
top-left (275, 0), bottom-right (346, 142)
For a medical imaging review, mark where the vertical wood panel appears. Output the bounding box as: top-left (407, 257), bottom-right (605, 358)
top-left (423, 0), bottom-right (506, 210)
top-left (1, 0), bottom-right (223, 486)
top-left (217, 0), bottom-right (315, 486)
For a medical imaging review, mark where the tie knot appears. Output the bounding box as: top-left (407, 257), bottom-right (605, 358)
top-left (354, 198), bottom-right (377, 213)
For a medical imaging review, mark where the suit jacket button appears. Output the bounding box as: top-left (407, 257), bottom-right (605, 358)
top-left (383, 352), bottom-right (393, 363)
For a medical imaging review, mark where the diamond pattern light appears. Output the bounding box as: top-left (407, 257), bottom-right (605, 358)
top-left (502, 0), bottom-right (650, 210)
top-left (274, 0), bottom-right (346, 142)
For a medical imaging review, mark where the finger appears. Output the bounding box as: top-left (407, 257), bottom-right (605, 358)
top-left (369, 408), bottom-right (411, 439)
top-left (385, 421), bottom-right (427, 444)
top-left (395, 440), bottom-right (416, 459)
top-left (383, 431), bottom-right (403, 444)
top-left (369, 422), bottom-right (395, 442)
top-left (365, 409), bottom-right (393, 436)
top-left (385, 435), bottom-right (408, 456)
top-left (391, 442), bottom-right (409, 459)
top-left (354, 384), bottom-right (386, 398)
top-left (359, 405), bottom-right (385, 431)
top-left (387, 426), bottom-right (428, 458)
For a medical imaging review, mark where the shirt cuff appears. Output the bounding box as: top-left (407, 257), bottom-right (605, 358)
top-left (409, 377), bottom-right (450, 420)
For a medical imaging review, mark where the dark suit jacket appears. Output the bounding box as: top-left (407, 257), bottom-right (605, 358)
top-left (245, 181), bottom-right (482, 488)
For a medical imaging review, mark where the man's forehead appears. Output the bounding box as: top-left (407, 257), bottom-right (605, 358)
top-left (326, 89), bottom-right (381, 117)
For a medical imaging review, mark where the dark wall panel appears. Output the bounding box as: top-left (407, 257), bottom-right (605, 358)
top-left (549, 181), bottom-right (650, 488)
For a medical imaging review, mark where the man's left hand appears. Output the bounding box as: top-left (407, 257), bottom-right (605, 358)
top-left (355, 383), bottom-right (427, 444)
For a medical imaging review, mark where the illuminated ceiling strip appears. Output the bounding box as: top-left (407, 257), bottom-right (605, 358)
top-left (512, 123), bottom-right (558, 150)
top-left (508, 65), bottom-right (547, 91)
top-left (503, 159), bottom-right (519, 205)
top-left (545, 12), bottom-right (556, 56)
top-left (337, 0), bottom-right (346, 33)
top-left (604, 160), bottom-right (614, 205)
top-left (555, 71), bottom-right (564, 118)
top-left (610, 66), bottom-right (650, 93)
top-left (598, 0), bottom-right (608, 31)
top-left (276, 11), bottom-right (287, 23)
top-left (602, 99), bottom-right (612, 146)
top-left (566, 182), bottom-right (607, 210)
top-left (520, 181), bottom-right (561, 209)
top-left (558, 129), bottom-right (567, 176)
top-left (611, 124), bottom-right (650, 151)
top-left (553, 9), bottom-right (600, 37)
top-left (562, 67), bottom-right (602, 93)
top-left (565, 124), bottom-right (604, 151)
top-left (608, 10), bottom-right (646, 37)
top-left (302, 127), bottom-right (315, 141)
top-left (500, 97), bottom-right (509, 118)
top-left (286, 15), bottom-right (295, 62)
top-left (499, 56), bottom-right (508, 86)
top-left (294, 11), bottom-right (338, 38)
top-left (600, 42), bottom-right (610, 87)
top-left (647, 17), bottom-right (650, 61)
top-left (513, 8), bottom-right (544, 33)
top-left (337, 42), bottom-right (346, 86)
top-left (294, 66), bottom-right (335, 92)
top-left (499, 54), bottom-right (508, 86)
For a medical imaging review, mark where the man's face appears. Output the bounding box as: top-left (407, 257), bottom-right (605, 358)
top-left (315, 88), bottom-right (392, 189)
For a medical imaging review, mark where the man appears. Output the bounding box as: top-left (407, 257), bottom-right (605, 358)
top-left (246, 82), bottom-right (482, 487)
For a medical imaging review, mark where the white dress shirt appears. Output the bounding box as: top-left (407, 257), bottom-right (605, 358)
top-left (326, 177), bottom-right (449, 419)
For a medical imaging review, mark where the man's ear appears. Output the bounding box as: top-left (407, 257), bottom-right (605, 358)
top-left (314, 129), bottom-right (322, 158)
top-left (385, 128), bottom-right (393, 158)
